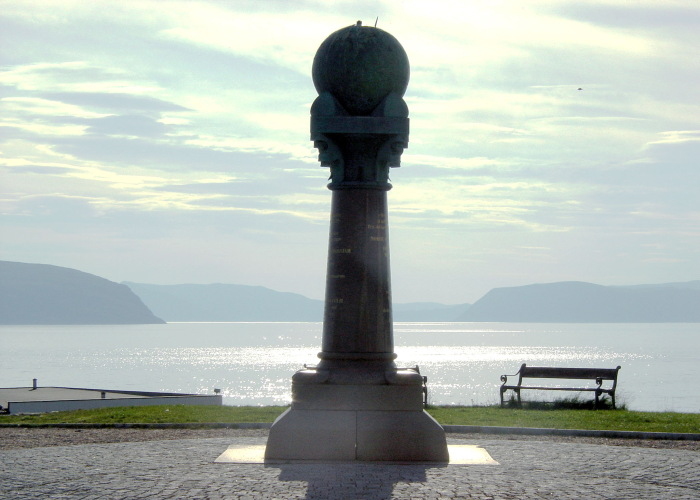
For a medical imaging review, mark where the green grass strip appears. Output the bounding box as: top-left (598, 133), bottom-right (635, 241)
top-left (1, 405), bottom-right (698, 434)
top-left (426, 406), bottom-right (700, 434)
top-left (0, 405), bottom-right (287, 425)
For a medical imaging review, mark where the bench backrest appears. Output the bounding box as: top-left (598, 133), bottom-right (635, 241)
top-left (516, 364), bottom-right (620, 387)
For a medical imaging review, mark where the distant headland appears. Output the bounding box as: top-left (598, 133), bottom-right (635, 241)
top-left (0, 261), bottom-right (164, 325)
top-left (458, 280), bottom-right (700, 323)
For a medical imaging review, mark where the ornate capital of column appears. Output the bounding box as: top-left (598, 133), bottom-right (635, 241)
top-left (311, 91), bottom-right (409, 190)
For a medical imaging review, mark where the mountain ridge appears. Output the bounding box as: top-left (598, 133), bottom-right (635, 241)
top-left (3, 260), bottom-right (698, 323)
top-left (124, 283), bottom-right (471, 322)
top-left (0, 261), bottom-right (164, 325)
top-left (458, 280), bottom-right (700, 322)
top-left (123, 282), bottom-right (323, 322)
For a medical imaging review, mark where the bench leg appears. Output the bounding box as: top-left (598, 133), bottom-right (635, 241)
top-left (501, 388), bottom-right (523, 407)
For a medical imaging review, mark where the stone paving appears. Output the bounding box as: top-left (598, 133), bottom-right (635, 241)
top-left (1, 435), bottom-right (698, 499)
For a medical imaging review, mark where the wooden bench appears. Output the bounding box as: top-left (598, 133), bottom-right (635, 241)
top-left (500, 364), bottom-right (621, 408)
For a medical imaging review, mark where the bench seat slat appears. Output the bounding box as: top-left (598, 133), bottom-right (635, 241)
top-left (521, 367), bottom-right (618, 379)
top-left (501, 386), bottom-right (612, 392)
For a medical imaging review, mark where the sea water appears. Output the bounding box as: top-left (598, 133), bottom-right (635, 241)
top-left (0, 322), bottom-right (697, 412)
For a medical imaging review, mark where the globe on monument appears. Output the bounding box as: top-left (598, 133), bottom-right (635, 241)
top-left (312, 22), bottom-right (410, 116)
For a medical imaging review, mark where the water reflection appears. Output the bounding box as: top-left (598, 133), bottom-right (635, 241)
top-left (0, 322), bottom-right (696, 412)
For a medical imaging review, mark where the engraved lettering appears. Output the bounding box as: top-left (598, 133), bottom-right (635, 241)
top-left (332, 248), bottom-right (352, 254)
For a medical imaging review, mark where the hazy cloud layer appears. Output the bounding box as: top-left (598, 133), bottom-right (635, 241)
top-left (1, 0), bottom-right (698, 302)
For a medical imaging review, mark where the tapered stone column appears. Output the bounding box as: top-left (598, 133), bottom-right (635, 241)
top-left (264, 22), bottom-right (448, 462)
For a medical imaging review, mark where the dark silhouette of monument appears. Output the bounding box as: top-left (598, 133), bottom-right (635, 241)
top-left (264, 22), bottom-right (448, 462)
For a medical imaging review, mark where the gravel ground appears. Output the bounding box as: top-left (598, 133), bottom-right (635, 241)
top-left (1, 427), bottom-right (698, 451)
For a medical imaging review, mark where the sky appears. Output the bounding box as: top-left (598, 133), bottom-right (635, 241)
top-left (1, 0), bottom-right (699, 304)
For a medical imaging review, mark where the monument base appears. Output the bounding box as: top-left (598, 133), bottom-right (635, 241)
top-left (264, 374), bottom-right (449, 462)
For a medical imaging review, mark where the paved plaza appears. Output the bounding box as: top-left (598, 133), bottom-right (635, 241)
top-left (1, 434), bottom-right (698, 499)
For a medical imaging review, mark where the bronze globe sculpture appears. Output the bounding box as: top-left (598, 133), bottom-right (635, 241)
top-left (312, 21), bottom-right (410, 116)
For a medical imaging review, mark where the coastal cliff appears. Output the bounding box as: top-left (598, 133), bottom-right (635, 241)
top-left (0, 261), bottom-right (164, 325)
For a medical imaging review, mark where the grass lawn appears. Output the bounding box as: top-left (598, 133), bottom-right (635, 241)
top-left (427, 406), bottom-right (700, 433)
top-left (0, 405), bottom-right (287, 425)
top-left (1, 405), bottom-right (698, 434)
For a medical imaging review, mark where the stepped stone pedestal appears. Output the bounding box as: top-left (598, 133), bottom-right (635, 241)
top-left (264, 21), bottom-right (449, 463)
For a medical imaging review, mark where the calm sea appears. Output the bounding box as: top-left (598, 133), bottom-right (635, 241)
top-left (0, 322), bottom-right (697, 413)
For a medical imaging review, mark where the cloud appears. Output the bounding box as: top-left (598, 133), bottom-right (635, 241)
top-left (0, 61), bottom-right (162, 94)
top-left (0, 96), bottom-right (110, 119)
top-left (0, 0), bottom-right (698, 302)
top-left (84, 115), bottom-right (169, 138)
top-left (45, 92), bottom-right (189, 113)
top-left (645, 130), bottom-right (700, 147)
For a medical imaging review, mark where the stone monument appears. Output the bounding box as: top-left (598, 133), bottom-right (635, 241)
top-left (264, 22), bottom-right (449, 462)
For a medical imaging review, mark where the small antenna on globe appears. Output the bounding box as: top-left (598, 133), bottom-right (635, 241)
top-left (375, 17), bottom-right (378, 27)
